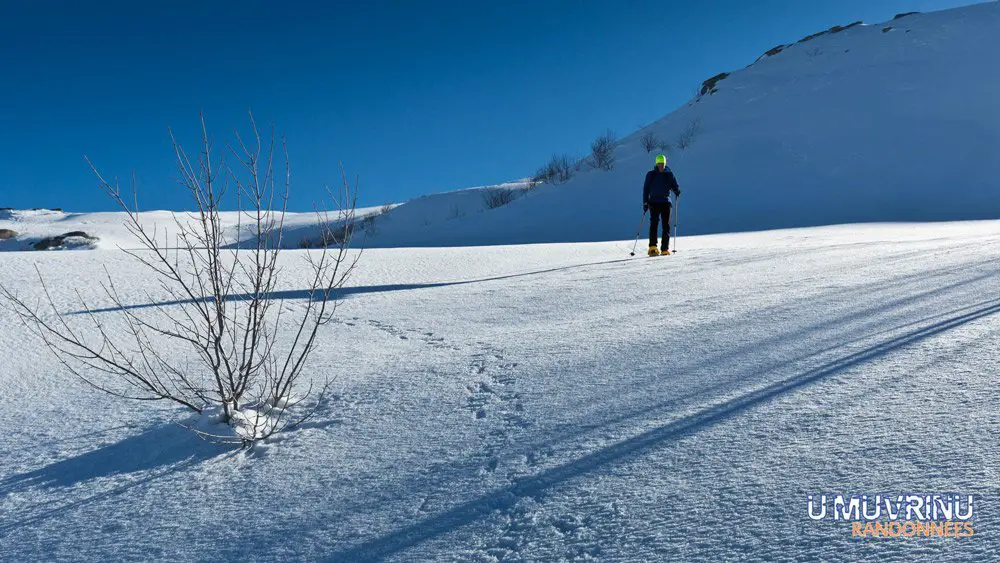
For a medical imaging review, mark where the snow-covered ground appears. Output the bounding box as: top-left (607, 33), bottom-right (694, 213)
top-left (1, 220), bottom-right (997, 561)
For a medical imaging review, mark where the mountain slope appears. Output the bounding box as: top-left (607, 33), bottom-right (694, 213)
top-left (362, 2), bottom-right (1000, 247)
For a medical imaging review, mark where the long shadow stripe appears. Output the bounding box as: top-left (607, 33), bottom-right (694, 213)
top-left (328, 299), bottom-right (1000, 562)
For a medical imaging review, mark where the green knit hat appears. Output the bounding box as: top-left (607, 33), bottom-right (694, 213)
top-left (655, 154), bottom-right (667, 166)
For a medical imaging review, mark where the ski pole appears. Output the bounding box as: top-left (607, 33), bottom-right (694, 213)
top-left (671, 196), bottom-right (679, 253)
top-left (629, 210), bottom-right (648, 256)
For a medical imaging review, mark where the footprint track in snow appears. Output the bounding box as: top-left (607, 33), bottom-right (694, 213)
top-left (464, 346), bottom-right (534, 475)
top-left (333, 316), bottom-right (460, 351)
top-left (366, 319), bottom-right (461, 351)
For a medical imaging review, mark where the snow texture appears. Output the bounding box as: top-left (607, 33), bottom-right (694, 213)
top-left (1, 219), bottom-right (998, 561)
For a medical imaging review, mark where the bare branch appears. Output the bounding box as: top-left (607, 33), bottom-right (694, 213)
top-left (3, 114), bottom-right (359, 446)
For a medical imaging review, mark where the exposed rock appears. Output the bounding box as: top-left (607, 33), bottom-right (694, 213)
top-left (830, 21), bottom-right (864, 34)
top-left (798, 21), bottom-right (863, 43)
top-left (0, 229), bottom-right (17, 240)
top-left (798, 30), bottom-right (828, 43)
top-left (700, 72), bottom-right (730, 96)
top-left (764, 45), bottom-right (786, 57)
top-left (32, 231), bottom-right (97, 251)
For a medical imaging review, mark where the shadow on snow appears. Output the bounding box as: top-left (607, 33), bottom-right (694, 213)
top-left (0, 422), bottom-right (230, 537)
top-left (68, 257), bottom-right (634, 315)
top-left (326, 297), bottom-right (1000, 561)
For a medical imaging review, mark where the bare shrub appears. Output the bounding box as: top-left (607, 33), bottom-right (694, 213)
top-left (534, 154), bottom-right (574, 184)
top-left (483, 188), bottom-right (518, 210)
top-left (0, 114), bottom-right (359, 446)
top-left (300, 217), bottom-right (354, 248)
top-left (639, 131), bottom-right (661, 153)
top-left (379, 202), bottom-right (393, 215)
top-left (361, 214), bottom-right (378, 237)
top-left (589, 130), bottom-right (617, 171)
top-left (676, 118), bottom-right (703, 150)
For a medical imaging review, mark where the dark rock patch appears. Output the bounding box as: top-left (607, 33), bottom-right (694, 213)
top-left (32, 231), bottom-right (98, 251)
top-left (798, 20), bottom-right (863, 43)
top-left (700, 72), bottom-right (730, 96)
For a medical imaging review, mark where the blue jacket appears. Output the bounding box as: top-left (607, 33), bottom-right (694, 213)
top-left (643, 167), bottom-right (680, 205)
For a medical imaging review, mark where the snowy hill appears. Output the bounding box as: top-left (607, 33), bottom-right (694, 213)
top-left (358, 2), bottom-right (1000, 247)
top-left (1, 221), bottom-right (998, 560)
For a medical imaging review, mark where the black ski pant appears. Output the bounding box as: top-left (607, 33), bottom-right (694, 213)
top-left (648, 201), bottom-right (672, 250)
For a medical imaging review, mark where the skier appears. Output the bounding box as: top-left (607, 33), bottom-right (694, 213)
top-left (642, 154), bottom-right (681, 256)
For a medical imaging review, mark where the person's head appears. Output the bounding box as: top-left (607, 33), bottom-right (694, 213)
top-left (655, 154), bottom-right (667, 170)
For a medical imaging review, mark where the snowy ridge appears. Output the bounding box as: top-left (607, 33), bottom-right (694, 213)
top-left (0, 184), bottom-right (534, 252)
top-left (0, 206), bottom-right (382, 252)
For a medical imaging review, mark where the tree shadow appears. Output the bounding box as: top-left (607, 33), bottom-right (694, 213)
top-left (0, 421), bottom-right (231, 536)
top-left (69, 257), bottom-right (634, 315)
top-left (325, 298), bottom-right (1000, 562)
top-left (509, 294), bottom-right (1000, 493)
top-left (542, 257), bottom-right (998, 434)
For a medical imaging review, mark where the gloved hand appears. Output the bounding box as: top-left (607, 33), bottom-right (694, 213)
top-left (675, 188), bottom-right (682, 197)
top-left (643, 202), bottom-right (649, 212)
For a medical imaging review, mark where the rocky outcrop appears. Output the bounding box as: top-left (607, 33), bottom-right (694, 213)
top-left (699, 72), bottom-right (730, 96)
top-left (32, 231), bottom-right (97, 250)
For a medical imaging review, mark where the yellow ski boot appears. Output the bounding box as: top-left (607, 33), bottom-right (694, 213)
top-left (647, 246), bottom-right (660, 257)
top-left (660, 248), bottom-right (671, 256)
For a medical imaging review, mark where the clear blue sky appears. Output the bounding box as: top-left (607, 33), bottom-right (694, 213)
top-left (0, 0), bottom-right (983, 212)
